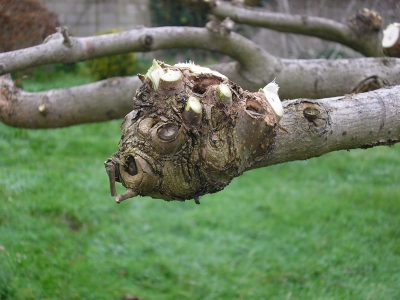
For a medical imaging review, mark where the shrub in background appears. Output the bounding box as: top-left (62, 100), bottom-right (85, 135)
top-left (149, 0), bottom-right (213, 63)
top-left (0, 0), bottom-right (60, 52)
top-left (149, 0), bottom-right (207, 27)
top-left (85, 29), bottom-right (136, 80)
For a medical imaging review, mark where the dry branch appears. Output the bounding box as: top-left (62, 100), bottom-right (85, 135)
top-left (0, 26), bottom-right (273, 78)
top-left (209, 1), bottom-right (383, 57)
top-left (0, 75), bottom-right (140, 128)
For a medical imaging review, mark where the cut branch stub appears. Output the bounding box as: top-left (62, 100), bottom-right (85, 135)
top-left (382, 23), bottom-right (400, 57)
top-left (105, 61), bottom-right (281, 203)
top-left (347, 8), bottom-right (381, 34)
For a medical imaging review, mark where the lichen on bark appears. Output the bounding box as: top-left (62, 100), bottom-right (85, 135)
top-left (105, 61), bottom-right (281, 203)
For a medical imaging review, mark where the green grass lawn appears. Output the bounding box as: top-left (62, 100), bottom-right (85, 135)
top-left (1, 72), bottom-right (400, 299)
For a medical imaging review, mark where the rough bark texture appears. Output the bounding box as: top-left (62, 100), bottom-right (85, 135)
top-left (105, 62), bottom-right (279, 203)
top-left (0, 75), bottom-right (139, 128)
top-left (0, 55), bottom-right (398, 128)
top-left (259, 85), bottom-right (400, 168)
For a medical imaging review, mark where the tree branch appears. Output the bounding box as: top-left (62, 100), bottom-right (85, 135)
top-left (276, 57), bottom-right (396, 99)
top-left (0, 75), bottom-right (140, 128)
top-left (209, 1), bottom-right (383, 57)
top-left (0, 26), bottom-right (276, 79)
top-left (256, 85), bottom-right (400, 168)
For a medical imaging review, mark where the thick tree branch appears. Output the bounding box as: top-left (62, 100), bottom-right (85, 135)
top-left (0, 26), bottom-right (276, 80)
top-left (0, 75), bottom-right (140, 128)
top-left (256, 85), bottom-right (400, 168)
top-left (276, 57), bottom-right (395, 99)
top-left (210, 1), bottom-right (383, 57)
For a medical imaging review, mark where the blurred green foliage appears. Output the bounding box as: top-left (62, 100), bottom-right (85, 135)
top-left (85, 29), bottom-right (136, 80)
top-left (12, 62), bottom-right (92, 91)
top-left (149, 0), bottom-right (219, 63)
top-left (149, 0), bottom-right (207, 27)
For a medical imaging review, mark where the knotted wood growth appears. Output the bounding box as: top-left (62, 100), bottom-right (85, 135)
top-left (105, 61), bottom-right (281, 203)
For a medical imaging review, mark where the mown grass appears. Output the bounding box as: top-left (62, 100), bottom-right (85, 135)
top-left (1, 71), bottom-right (400, 300)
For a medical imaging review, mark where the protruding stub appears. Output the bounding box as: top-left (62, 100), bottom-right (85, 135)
top-left (382, 23), bottom-right (400, 57)
top-left (194, 197), bottom-right (200, 205)
top-left (347, 8), bottom-right (381, 33)
top-left (217, 83), bottom-right (232, 108)
top-left (182, 96), bottom-right (202, 127)
top-left (145, 59), bottom-right (164, 90)
top-left (38, 104), bottom-right (48, 116)
top-left (261, 80), bottom-right (283, 120)
top-left (115, 189), bottom-right (138, 204)
top-left (159, 69), bottom-right (184, 95)
top-left (58, 26), bottom-right (71, 47)
top-left (221, 18), bottom-right (235, 34)
top-left (206, 17), bottom-right (235, 35)
top-left (104, 159), bottom-right (117, 197)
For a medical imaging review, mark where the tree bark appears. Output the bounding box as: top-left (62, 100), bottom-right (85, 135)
top-left (0, 26), bottom-right (274, 77)
top-left (0, 75), bottom-right (140, 128)
top-left (257, 85), bottom-right (400, 168)
top-left (103, 62), bottom-right (400, 203)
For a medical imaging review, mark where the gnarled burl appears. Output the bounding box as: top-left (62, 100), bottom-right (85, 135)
top-left (105, 60), bottom-right (282, 204)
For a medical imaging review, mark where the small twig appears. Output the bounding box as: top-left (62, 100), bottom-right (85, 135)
top-left (115, 189), bottom-right (138, 204)
top-left (57, 26), bottom-right (72, 47)
top-left (104, 160), bottom-right (117, 197)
